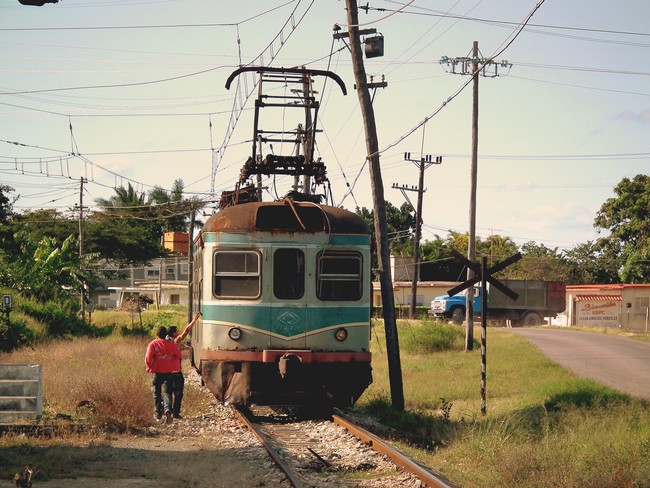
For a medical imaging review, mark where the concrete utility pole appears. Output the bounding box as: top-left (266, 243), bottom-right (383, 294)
top-left (345, 0), bottom-right (404, 410)
top-left (441, 42), bottom-right (511, 351)
top-left (393, 153), bottom-right (441, 319)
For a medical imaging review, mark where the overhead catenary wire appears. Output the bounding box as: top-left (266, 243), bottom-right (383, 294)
top-left (2, 0), bottom-right (646, 251)
top-left (341, 0), bottom-right (547, 199)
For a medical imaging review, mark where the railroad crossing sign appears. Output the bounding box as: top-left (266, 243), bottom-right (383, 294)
top-left (447, 250), bottom-right (522, 415)
top-left (446, 249), bottom-right (522, 300)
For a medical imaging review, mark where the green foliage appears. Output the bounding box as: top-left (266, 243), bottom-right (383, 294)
top-left (142, 311), bottom-right (179, 332)
top-left (0, 184), bottom-right (16, 248)
top-left (0, 315), bottom-right (34, 353)
top-left (357, 202), bottom-right (416, 278)
top-left (0, 232), bottom-right (91, 303)
top-left (17, 298), bottom-right (94, 338)
top-left (149, 178), bottom-right (190, 232)
top-left (502, 241), bottom-right (569, 281)
top-left (361, 325), bottom-right (650, 487)
top-left (399, 320), bottom-right (473, 353)
top-left (360, 393), bottom-right (457, 449)
top-left (562, 240), bottom-right (621, 284)
top-left (11, 209), bottom-right (77, 252)
top-left (0, 183), bottom-right (15, 224)
top-left (93, 182), bottom-right (166, 261)
top-left (85, 216), bottom-right (166, 266)
top-left (594, 174), bottom-right (650, 283)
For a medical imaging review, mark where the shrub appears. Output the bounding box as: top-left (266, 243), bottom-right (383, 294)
top-left (358, 393), bottom-right (457, 450)
top-left (18, 299), bottom-right (93, 338)
top-left (399, 320), bottom-right (475, 353)
top-left (0, 316), bottom-right (34, 352)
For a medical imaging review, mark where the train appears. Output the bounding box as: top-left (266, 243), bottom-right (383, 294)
top-left (188, 67), bottom-right (373, 408)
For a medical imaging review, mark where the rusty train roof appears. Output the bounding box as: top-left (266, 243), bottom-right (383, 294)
top-left (202, 201), bottom-right (370, 235)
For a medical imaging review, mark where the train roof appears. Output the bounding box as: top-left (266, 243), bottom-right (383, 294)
top-left (202, 201), bottom-right (370, 235)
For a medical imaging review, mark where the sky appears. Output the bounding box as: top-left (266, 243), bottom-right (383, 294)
top-left (1, 0), bottom-right (649, 252)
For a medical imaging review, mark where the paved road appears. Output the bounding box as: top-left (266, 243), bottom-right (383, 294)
top-left (504, 328), bottom-right (650, 400)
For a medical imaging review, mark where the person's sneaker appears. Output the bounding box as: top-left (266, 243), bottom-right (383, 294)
top-left (154, 413), bottom-right (162, 423)
top-left (165, 411), bottom-right (173, 424)
top-left (173, 414), bottom-right (183, 420)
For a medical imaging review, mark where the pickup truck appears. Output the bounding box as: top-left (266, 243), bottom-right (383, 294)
top-left (430, 280), bottom-right (566, 326)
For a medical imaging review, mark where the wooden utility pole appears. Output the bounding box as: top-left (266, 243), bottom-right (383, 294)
top-left (466, 40), bottom-right (479, 351)
top-left (345, 0), bottom-right (404, 410)
top-left (78, 177), bottom-right (86, 322)
top-left (394, 153), bottom-right (441, 319)
top-left (441, 42), bottom-right (511, 351)
top-left (187, 209), bottom-right (195, 323)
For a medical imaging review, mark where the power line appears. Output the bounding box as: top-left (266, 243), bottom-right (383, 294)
top-left (368, 3), bottom-right (650, 39)
top-left (0, 1), bottom-right (297, 32)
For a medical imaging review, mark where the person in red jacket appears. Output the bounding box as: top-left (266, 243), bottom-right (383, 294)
top-left (145, 326), bottom-right (181, 424)
top-left (166, 311), bottom-right (201, 419)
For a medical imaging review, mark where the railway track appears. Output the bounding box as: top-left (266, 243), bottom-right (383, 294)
top-left (232, 405), bottom-right (456, 488)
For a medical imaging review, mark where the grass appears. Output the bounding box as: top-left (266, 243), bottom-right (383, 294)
top-left (0, 335), bottom-right (210, 431)
top-left (2, 311), bottom-right (650, 486)
top-left (356, 318), bottom-right (650, 487)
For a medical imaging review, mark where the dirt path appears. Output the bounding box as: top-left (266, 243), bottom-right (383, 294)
top-left (0, 372), bottom-right (291, 488)
top-left (1, 408), bottom-right (291, 488)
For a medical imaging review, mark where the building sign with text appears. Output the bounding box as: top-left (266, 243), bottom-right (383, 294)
top-left (574, 295), bottom-right (621, 327)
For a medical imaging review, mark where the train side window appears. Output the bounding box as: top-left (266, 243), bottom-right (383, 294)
top-left (317, 251), bottom-right (362, 301)
top-left (213, 251), bottom-right (260, 299)
top-left (274, 249), bottom-right (305, 300)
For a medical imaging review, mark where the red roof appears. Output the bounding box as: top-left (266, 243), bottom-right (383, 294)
top-left (574, 294), bottom-right (622, 302)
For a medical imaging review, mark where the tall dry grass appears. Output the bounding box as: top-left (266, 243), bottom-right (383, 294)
top-left (1, 336), bottom-right (208, 431)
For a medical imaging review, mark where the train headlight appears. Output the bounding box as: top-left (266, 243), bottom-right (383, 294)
top-left (228, 327), bottom-right (242, 341)
top-left (334, 328), bottom-right (348, 342)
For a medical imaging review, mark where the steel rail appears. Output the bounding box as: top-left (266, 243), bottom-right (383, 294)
top-left (332, 412), bottom-right (458, 488)
top-left (231, 405), bottom-right (305, 488)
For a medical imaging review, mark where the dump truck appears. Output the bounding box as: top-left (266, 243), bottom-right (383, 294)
top-left (430, 280), bottom-right (566, 326)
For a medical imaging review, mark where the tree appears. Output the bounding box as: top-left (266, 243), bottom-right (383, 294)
top-left (0, 184), bottom-right (16, 248)
top-left (562, 240), bottom-right (620, 285)
top-left (357, 201), bottom-right (415, 256)
top-left (480, 234), bottom-right (518, 268)
top-left (94, 183), bottom-right (166, 264)
top-left (11, 208), bottom-right (77, 252)
top-left (149, 179), bottom-right (190, 233)
top-left (444, 231), bottom-right (470, 255)
top-left (594, 174), bottom-right (650, 283)
top-left (0, 184), bottom-right (15, 224)
top-left (418, 235), bottom-right (466, 281)
top-left (95, 182), bottom-right (146, 209)
top-left (1, 232), bottom-right (98, 303)
top-left (502, 241), bottom-right (568, 281)
top-left (357, 201), bottom-right (415, 279)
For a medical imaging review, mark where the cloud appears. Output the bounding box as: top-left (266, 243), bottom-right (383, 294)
top-left (613, 110), bottom-right (650, 124)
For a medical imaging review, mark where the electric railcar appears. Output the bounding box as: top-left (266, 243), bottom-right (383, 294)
top-left (190, 199), bottom-right (373, 407)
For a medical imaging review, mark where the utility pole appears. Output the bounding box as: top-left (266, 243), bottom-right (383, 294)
top-left (78, 177), bottom-right (86, 322)
top-left (187, 209), bottom-right (195, 323)
top-left (441, 42), bottom-right (511, 351)
top-left (343, 0), bottom-right (404, 410)
top-left (393, 153), bottom-right (441, 319)
top-left (301, 71), bottom-right (314, 194)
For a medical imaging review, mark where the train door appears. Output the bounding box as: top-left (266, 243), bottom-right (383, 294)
top-left (270, 247), bottom-right (307, 349)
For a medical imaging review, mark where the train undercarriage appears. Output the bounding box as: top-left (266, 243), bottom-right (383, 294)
top-left (196, 350), bottom-right (372, 408)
